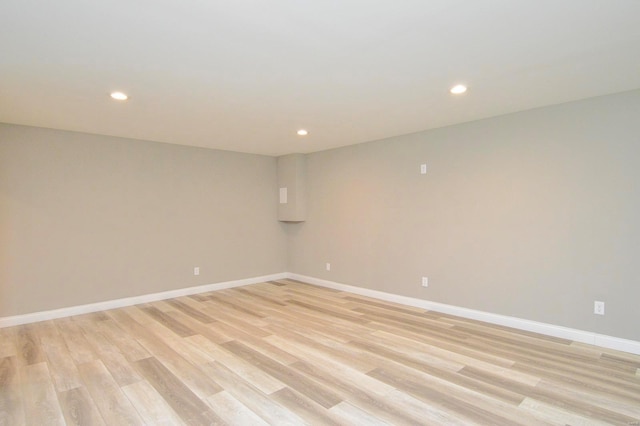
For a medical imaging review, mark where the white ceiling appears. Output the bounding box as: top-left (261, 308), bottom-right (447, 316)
top-left (1, 1), bottom-right (640, 156)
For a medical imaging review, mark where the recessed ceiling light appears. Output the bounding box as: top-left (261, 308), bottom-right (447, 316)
top-left (110, 91), bottom-right (128, 101)
top-left (297, 129), bottom-right (308, 136)
top-left (450, 84), bottom-right (467, 95)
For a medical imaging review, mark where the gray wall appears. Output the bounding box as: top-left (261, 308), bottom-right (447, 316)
top-left (0, 124), bottom-right (287, 317)
top-left (286, 90), bottom-right (640, 341)
top-left (2, 90), bottom-right (639, 343)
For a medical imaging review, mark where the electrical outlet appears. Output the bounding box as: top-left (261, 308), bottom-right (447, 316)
top-left (326, 263), bottom-right (331, 271)
top-left (594, 301), bottom-right (605, 315)
top-left (420, 164), bottom-right (427, 174)
top-left (422, 276), bottom-right (429, 287)
top-left (194, 267), bottom-right (200, 276)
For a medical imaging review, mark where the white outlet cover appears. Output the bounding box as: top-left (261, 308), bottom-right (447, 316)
top-left (594, 301), bottom-right (605, 315)
top-left (422, 276), bottom-right (428, 287)
top-left (194, 267), bottom-right (200, 276)
top-left (326, 263), bottom-right (331, 271)
top-left (420, 164), bottom-right (427, 174)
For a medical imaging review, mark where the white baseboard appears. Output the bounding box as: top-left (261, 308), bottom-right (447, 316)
top-left (287, 273), bottom-right (640, 356)
top-left (0, 273), bottom-right (287, 328)
top-left (3, 271), bottom-right (638, 356)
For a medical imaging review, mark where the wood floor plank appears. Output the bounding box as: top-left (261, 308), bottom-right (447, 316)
top-left (264, 334), bottom-right (395, 396)
top-left (58, 386), bottom-right (105, 426)
top-left (21, 362), bottom-right (66, 426)
top-left (353, 305), bottom-right (455, 331)
top-left (289, 359), bottom-right (433, 425)
top-left (218, 327), bottom-right (299, 366)
top-left (164, 298), bottom-right (215, 324)
top-left (108, 309), bottom-right (223, 399)
top-left (139, 305), bottom-right (197, 338)
top-left (165, 310), bottom-right (232, 345)
top-left (222, 340), bottom-right (343, 409)
top-left (201, 303), bottom-right (271, 333)
top-left (287, 299), bottom-right (370, 325)
top-left (119, 305), bottom-right (155, 325)
top-left (0, 356), bottom-right (24, 426)
top-left (147, 300), bottom-right (176, 313)
top-left (354, 332), bottom-right (466, 372)
top-left (459, 365), bottom-right (639, 425)
top-left (187, 293), bottom-right (209, 302)
top-left (367, 367), bottom-right (543, 426)
top-left (267, 304), bottom-right (374, 344)
top-left (231, 287), bottom-right (288, 307)
top-left (329, 401), bottom-right (392, 426)
top-left (538, 379), bottom-right (640, 419)
top-left (364, 335), bottom-right (540, 386)
top-left (362, 313), bottom-right (471, 344)
top-left (270, 387), bottom-right (343, 426)
top-left (598, 353), bottom-right (640, 374)
top-left (55, 318), bottom-right (97, 365)
top-left (37, 330), bottom-right (82, 392)
top-left (74, 320), bottom-right (143, 387)
top-left (349, 338), bottom-right (527, 406)
top-left (369, 328), bottom-right (515, 369)
top-left (382, 388), bottom-right (471, 426)
top-left (216, 289), bottom-right (278, 310)
top-left (94, 344), bottom-right (142, 387)
top-left (505, 338), bottom-right (640, 392)
top-left (442, 315), bottom-right (573, 345)
top-left (143, 321), bottom-right (215, 367)
top-left (512, 360), bottom-right (640, 405)
top-left (342, 294), bottom-right (436, 315)
top-left (184, 335), bottom-right (286, 395)
top-left (77, 360), bottom-right (144, 425)
top-left (518, 397), bottom-right (611, 426)
top-left (1, 280), bottom-right (638, 425)
top-left (95, 319), bottom-right (151, 362)
top-left (15, 324), bottom-right (44, 367)
top-left (206, 391), bottom-right (268, 425)
top-left (206, 294), bottom-right (268, 321)
top-left (73, 320), bottom-right (115, 355)
top-left (134, 357), bottom-right (224, 425)
top-left (368, 321), bottom-right (509, 369)
top-left (122, 379), bottom-right (186, 425)
top-left (0, 328), bottom-right (17, 359)
top-left (284, 288), bottom-right (354, 308)
top-left (201, 312), bottom-right (271, 341)
top-left (198, 361), bottom-right (305, 425)
top-left (465, 331), bottom-right (640, 383)
top-left (265, 317), bottom-right (465, 378)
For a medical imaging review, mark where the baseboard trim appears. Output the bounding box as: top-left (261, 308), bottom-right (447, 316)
top-left (0, 273), bottom-right (287, 328)
top-left (3, 271), bottom-right (638, 355)
top-left (287, 273), bottom-right (640, 355)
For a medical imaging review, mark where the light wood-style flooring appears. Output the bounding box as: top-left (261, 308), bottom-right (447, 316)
top-left (1, 279), bottom-right (639, 425)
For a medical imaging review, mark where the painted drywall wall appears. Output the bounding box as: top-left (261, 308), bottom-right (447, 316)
top-left (277, 154), bottom-right (307, 222)
top-left (286, 89), bottom-right (640, 341)
top-left (0, 124), bottom-right (287, 317)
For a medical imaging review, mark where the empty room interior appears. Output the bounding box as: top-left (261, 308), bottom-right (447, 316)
top-left (1, 1), bottom-right (640, 425)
